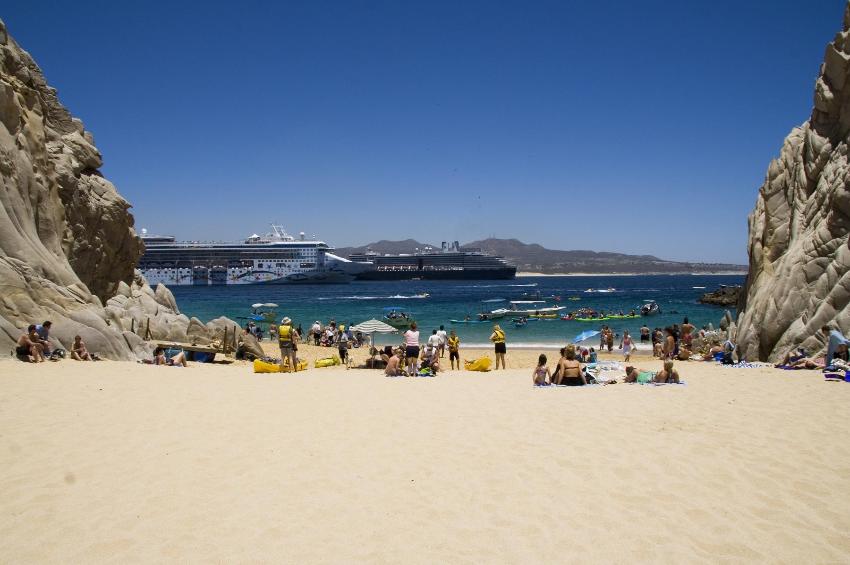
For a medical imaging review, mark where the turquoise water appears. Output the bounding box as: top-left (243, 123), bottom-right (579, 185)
top-left (170, 275), bottom-right (743, 347)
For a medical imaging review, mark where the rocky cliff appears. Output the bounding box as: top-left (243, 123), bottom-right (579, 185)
top-left (736, 3), bottom-right (850, 361)
top-left (0, 20), bottom-right (251, 360)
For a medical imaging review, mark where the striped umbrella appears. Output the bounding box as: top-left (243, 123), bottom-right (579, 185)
top-left (350, 319), bottom-right (399, 362)
top-left (350, 319), bottom-right (398, 334)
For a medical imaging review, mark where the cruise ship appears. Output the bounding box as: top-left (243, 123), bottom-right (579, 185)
top-left (139, 225), bottom-right (374, 285)
top-left (348, 241), bottom-right (516, 280)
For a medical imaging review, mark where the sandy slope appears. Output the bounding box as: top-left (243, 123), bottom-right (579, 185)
top-left (1, 355), bottom-right (849, 563)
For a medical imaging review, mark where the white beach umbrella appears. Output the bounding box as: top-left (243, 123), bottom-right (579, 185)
top-left (350, 319), bottom-right (398, 335)
top-left (350, 319), bottom-right (398, 354)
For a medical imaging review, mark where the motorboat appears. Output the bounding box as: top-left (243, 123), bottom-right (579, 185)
top-left (640, 301), bottom-right (661, 316)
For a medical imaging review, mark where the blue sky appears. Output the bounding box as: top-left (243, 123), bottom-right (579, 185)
top-left (3, 1), bottom-right (844, 263)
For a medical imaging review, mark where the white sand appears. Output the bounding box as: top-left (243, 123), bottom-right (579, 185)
top-left (1, 354), bottom-right (849, 563)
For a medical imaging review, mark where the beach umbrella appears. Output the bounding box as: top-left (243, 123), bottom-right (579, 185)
top-left (573, 330), bottom-right (601, 344)
top-left (350, 319), bottom-right (398, 334)
top-left (350, 319), bottom-right (399, 361)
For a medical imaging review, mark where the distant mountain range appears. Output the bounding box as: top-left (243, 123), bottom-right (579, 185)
top-left (334, 238), bottom-right (747, 275)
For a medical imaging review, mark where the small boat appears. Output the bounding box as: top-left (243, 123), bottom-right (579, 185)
top-left (491, 304), bottom-right (566, 317)
top-left (383, 306), bottom-right (415, 328)
top-left (240, 303), bottom-right (279, 323)
top-left (640, 301), bottom-right (661, 316)
top-left (450, 319), bottom-right (487, 324)
top-left (513, 317), bottom-right (528, 328)
top-left (567, 296), bottom-right (581, 301)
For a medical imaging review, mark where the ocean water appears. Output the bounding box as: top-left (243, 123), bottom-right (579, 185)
top-left (170, 275), bottom-right (744, 348)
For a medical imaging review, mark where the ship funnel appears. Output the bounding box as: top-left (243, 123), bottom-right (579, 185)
top-left (300, 232), bottom-right (305, 241)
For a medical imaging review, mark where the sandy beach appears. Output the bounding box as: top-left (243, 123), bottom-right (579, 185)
top-left (2, 347), bottom-right (849, 563)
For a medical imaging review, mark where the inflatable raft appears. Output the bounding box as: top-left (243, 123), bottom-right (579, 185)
top-left (464, 357), bottom-right (492, 372)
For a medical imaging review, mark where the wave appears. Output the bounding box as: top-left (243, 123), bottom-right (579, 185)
top-left (460, 283), bottom-right (538, 288)
top-left (318, 294), bottom-right (428, 301)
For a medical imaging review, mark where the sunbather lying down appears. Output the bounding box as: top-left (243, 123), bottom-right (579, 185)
top-left (621, 361), bottom-right (680, 384)
top-left (778, 357), bottom-right (825, 370)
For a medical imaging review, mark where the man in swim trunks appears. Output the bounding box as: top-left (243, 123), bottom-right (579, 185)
top-left (640, 324), bottom-right (650, 343)
top-left (490, 324), bottom-right (507, 370)
top-left (447, 330), bottom-right (460, 370)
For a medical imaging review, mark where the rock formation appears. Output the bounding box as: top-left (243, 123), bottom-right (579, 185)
top-left (698, 286), bottom-right (742, 307)
top-left (736, 2), bottom-right (850, 361)
top-left (0, 20), bottom-right (252, 360)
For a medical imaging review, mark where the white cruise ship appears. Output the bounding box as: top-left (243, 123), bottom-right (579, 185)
top-left (139, 225), bottom-right (373, 285)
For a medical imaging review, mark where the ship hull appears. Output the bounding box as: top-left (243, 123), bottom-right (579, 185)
top-left (141, 270), bottom-right (355, 286)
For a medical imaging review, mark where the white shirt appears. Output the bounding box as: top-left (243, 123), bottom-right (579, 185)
top-left (436, 330), bottom-right (447, 345)
top-left (428, 334), bottom-right (442, 348)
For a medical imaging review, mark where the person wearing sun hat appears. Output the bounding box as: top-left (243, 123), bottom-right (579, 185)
top-left (278, 316), bottom-right (297, 372)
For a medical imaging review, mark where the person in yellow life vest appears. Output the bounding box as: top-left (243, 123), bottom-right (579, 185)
top-left (278, 316), bottom-right (297, 372)
top-left (447, 329), bottom-right (461, 370)
top-left (489, 324), bottom-right (507, 370)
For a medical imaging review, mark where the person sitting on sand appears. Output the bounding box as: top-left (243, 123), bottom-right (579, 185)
top-left (35, 321), bottom-right (53, 356)
top-left (385, 349), bottom-right (402, 376)
top-left (16, 325), bottom-right (45, 362)
top-left (654, 360), bottom-right (680, 383)
top-left (556, 344), bottom-right (587, 386)
top-left (153, 347), bottom-right (187, 367)
top-left (532, 354), bottom-right (551, 386)
top-left (677, 345), bottom-right (692, 361)
top-left (702, 343), bottom-right (724, 361)
top-left (420, 344), bottom-right (440, 374)
top-left (71, 335), bottom-right (92, 361)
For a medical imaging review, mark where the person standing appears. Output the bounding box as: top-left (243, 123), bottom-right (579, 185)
top-left (436, 325), bottom-right (448, 358)
top-left (620, 330), bottom-right (634, 362)
top-left (428, 329), bottom-right (442, 352)
top-left (447, 330), bottom-right (461, 370)
top-left (278, 317), bottom-right (297, 372)
top-left (403, 322), bottom-right (421, 376)
top-left (681, 317), bottom-right (695, 350)
top-left (311, 320), bottom-right (322, 346)
top-left (640, 324), bottom-right (650, 343)
top-left (605, 327), bottom-right (614, 352)
top-left (490, 324), bottom-right (507, 370)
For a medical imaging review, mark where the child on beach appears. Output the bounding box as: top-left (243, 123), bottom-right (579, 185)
top-left (532, 354), bottom-right (551, 386)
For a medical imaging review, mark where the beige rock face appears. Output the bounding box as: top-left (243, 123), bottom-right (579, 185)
top-left (737, 3), bottom-right (850, 361)
top-left (0, 22), bottom-right (239, 360)
top-left (0, 20), bottom-right (143, 356)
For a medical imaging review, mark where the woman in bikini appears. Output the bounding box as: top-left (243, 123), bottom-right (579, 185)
top-left (556, 345), bottom-right (587, 386)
